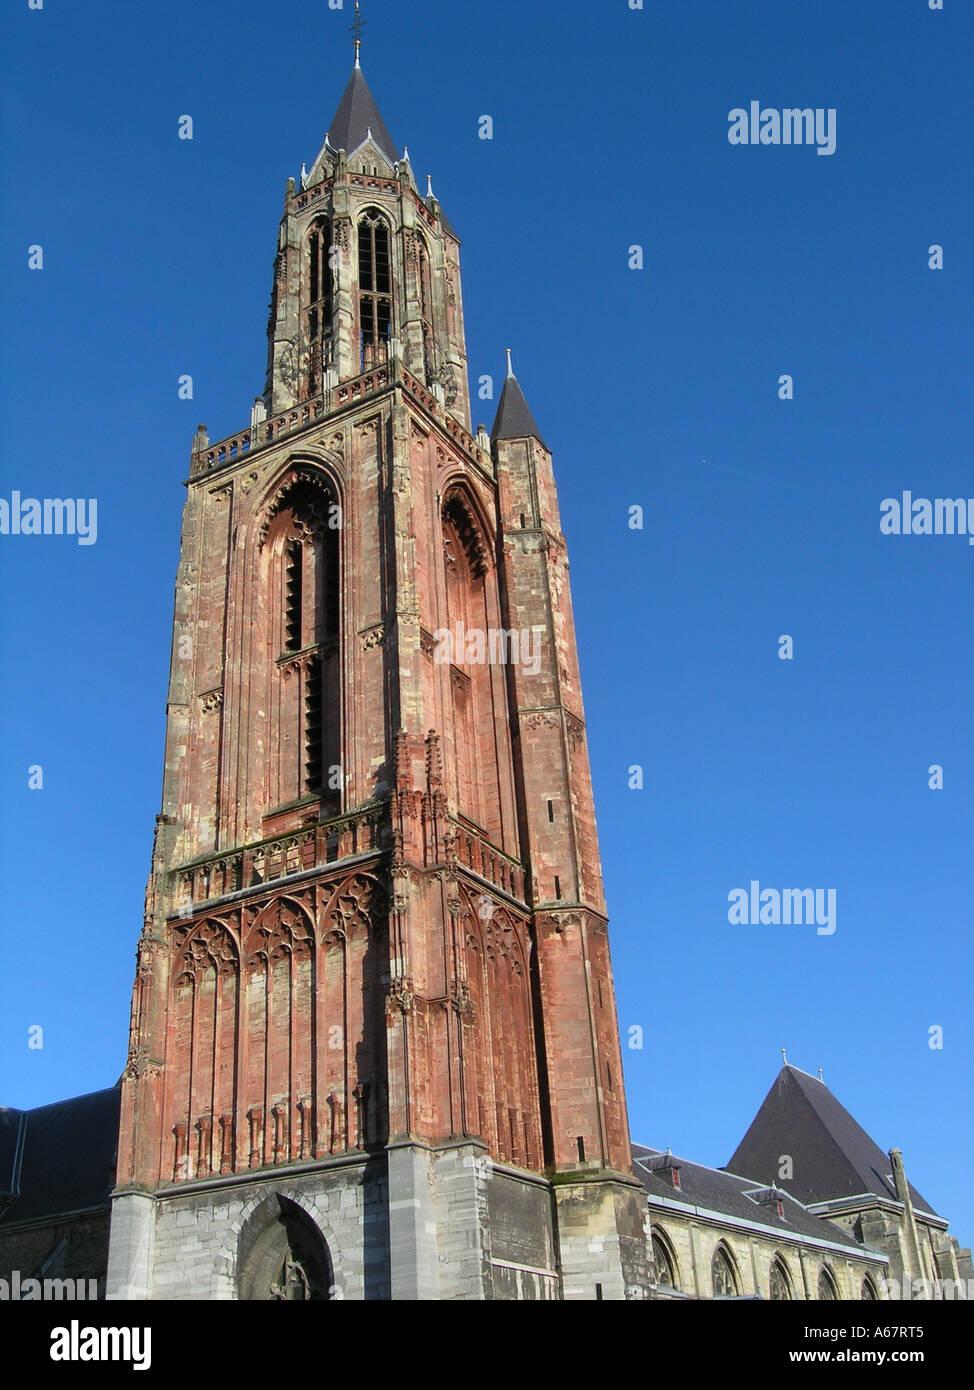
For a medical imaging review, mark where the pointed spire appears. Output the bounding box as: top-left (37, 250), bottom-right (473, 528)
top-left (326, 63), bottom-right (397, 164)
top-left (491, 353), bottom-right (547, 448)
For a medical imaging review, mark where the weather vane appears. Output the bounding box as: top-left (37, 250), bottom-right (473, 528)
top-left (349, 2), bottom-right (367, 67)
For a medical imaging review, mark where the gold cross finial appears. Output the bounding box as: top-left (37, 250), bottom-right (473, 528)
top-left (349, 2), bottom-right (367, 68)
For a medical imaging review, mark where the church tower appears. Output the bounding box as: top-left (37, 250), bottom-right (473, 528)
top-left (107, 31), bottom-right (649, 1301)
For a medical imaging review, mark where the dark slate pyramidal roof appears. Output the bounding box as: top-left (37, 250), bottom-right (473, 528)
top-left (728, 1065), bottom-right (938, 1217)
top-left (491, 354), bottom-right (547, 448)
top-left (327, 65), bottom-right (398, 164)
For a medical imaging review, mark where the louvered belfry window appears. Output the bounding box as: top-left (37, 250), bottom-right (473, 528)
top-left (284, 540), bottom-right (303, 653)
top-left (267, 484), bottom-right (340, 809)
top-left (307, 219), bottom-right (333, 392)
top-left (308, 219), bottom-right (333, 343)
top-left (358, 209), bottom-right (392, 370)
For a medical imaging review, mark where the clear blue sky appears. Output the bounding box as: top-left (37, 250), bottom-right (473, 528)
top-left (2, 0), bottom-right (971, 1245)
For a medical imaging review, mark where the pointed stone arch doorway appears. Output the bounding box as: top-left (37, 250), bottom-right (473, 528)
top-left (238, 1194), bottom-right (334, 1300)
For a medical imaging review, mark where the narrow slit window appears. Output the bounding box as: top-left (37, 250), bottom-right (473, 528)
top-left (418, 238), bottom-right (435, 381)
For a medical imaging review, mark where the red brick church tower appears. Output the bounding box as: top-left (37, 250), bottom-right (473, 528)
top-left (107, 29), bottom-right (648, 1301)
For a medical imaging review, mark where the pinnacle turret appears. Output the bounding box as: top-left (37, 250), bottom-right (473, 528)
top-left (491, 353), bottom-right (547, 448)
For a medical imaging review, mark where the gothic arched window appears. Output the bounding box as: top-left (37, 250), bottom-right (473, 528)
top-left (711, 1245), bottom-right (739, 1298)
top-left (441, 490), bottom-right (496, 832)
top-left (358, 209), bottom-right (392, 370)
top-left (652, 1230), bottom-right (678, 1290)
top-left (307, 218), bottom-right (333, 392)
top-left (818, 1267), bottom-right (839, 1300)
top-left (861, 1274), bottom-right (878, 1300)
top-left (769, 1257), bottom-right (792, 1300)
top-left (261, 475), bottom-right (340, 812)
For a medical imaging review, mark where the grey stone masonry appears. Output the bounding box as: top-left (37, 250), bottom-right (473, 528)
top-left (107, 1140), bottom-right (573, 1299)
top-left (107, 1155), bottom-right (389, 1301)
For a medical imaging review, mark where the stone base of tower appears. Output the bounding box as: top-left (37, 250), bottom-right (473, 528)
top-left (106, 1154), bottom-right (391, 1300)
top-left (552, 1173), bottom-right (652, 1301)
top-left (105, 1192), bottom-right (156, 1300)
top-left (388, 1140), bottom-right (560, 1299)
top-left (106, 1143), bottom-right (588, 1299)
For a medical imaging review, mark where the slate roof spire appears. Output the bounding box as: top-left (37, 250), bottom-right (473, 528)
top-left (326, 60), bottom-right (397, 165)
top-left (491, 351), bottom-right (547, 449)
